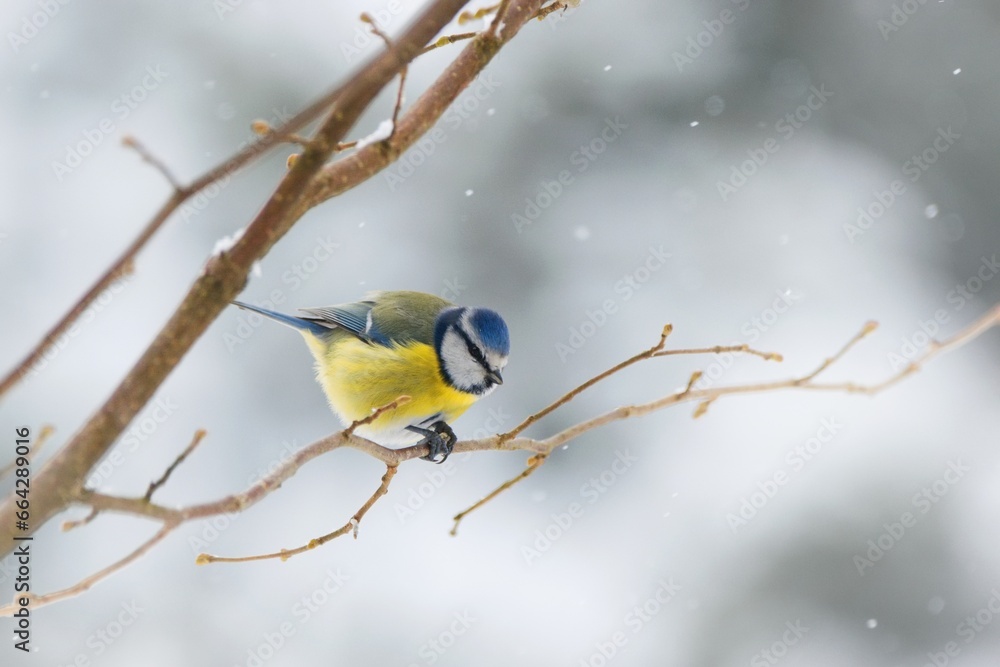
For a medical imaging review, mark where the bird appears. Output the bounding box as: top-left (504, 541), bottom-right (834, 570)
top-left (232, 290), bottom-right (510, 463)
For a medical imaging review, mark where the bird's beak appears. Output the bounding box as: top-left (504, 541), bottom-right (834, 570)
top-left (487, 370), bottom-right (503, 385)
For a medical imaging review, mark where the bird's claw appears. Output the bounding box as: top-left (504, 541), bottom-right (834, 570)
top-left (410, 421), bottom-right (457, 463)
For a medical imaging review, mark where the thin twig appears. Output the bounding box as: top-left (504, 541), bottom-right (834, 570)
top-left (499, 327), bottom-right (782, 443)
top-left (498, 324), bottom-right (674, 443)
top-left (459, 3), bottom-right (500, 24)
top-left (122, 136), bottom-right (182, 190)
top-left (802, 305), bottom-right (1000, 394)
top-left (0, 522), bottom-right (177, 615)
top-left (451, 454), bottom-right (545, 536)
top-left (390, 68), bottom-right (408, 139)
top-left (61, 507), bottom-right (98, 532)
top-left (533, 1), bottom-right (570, 21)
top-left (361, 12), bottom-right (392, 44)
top-left (144, 429), bottom-right (207, 502)
top-left (346, 396), bottom-right (411, 435)
top-left (489, 0), bottom-right (513, 36)
top-left (360, 10), bottom-right (408, 142)
top-left (251, 120), bottom-right (313, 147)
top-left (652, 343), bottom-right (783, 362)
top-left (539, 307), bottom-right (1000, 452)
top-left (197, 465), bottom-right (398, 564)
top-left (420, 32), bottom-right (479, 54)
top-left (793, 321), bottom-right (879, 385)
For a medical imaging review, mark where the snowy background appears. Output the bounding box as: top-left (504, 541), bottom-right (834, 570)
top-left (3, 1), bottom-right (1000, 665)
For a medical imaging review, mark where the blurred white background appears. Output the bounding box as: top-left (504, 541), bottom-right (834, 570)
top-left (3, 1), bottom-right (1000, 665)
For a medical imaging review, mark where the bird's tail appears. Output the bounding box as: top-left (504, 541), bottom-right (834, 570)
top-left (232, 301), bottom-right (329, 336)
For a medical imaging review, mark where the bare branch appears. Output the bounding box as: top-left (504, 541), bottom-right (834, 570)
top-left (0, 522), bottom-right (176, 615)
top-left (1, 0), bottom-right (523, 559)
top-left (9, 0), bottom-right (998, 616)
top-left (499, 324), bottom-right (675, 443)
top-left (793, 320), bottom-right (879, 385)
top-left (451, 453), bottom-right (545, 536)
top-left (9, 304), bottom-right (1000, 614)
top-left (144, 429), bottom-right (207, 502)
top-left (390, 68), bottom-right (408, 139)
top-left (0, 90), bottom-right (318, 399)
top-left (301, 0), bottom-right (549, 209)
top-left (0, 0), bottom-right (542, 401)
top-left (196, 465), bottom-right (398, 564)
top-left (801, 305), bottom-right (1000, 394)
top-left (122, 136), bottom-right (182, 191)
top-left (348, 396), bottom-right (412, 436)
top-left (499, 326), bottom-right (782, 443)
top-left (452, 306), bottom-right (1000, 524)
top-left (251, 119), bottom-right (312, 148)
top-left (653, 343), bottom-right (783, 363)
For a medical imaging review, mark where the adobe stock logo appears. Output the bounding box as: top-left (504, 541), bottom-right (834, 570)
top-left (339, 2), bottom-right (406, 63)
top-left (521, 449), bottom-right (638, 565)
top-left (843, 126), bottom-right (960, 243)
top-left (887, 254), bottom-right (1000, 371)
top-left (671, 0), bottom-right (754, 72)
top-left (923, 588), bottom-right (1000, 667)
top-left (512, 116), bottom-right (628, 233)
top-left (407, 611), bottom-right (476, 667)
top-left (877, 0), bottom-right (935, 41)
top-left (51, 65), bottom-right (170, 181)
top-left (577, 578), bottom-right (681, 667)
top-left (555, 245), bottom-right (670, 362)
top-left (382, 74), bottom-right (501, 192)
top-left (750, 620), bottom-right (809, 667)
top-left (726, 417), bottom-right (843, 534)
top-left (716, 85), bottom-right (833, 201)
top-left (8, 0), bottom-right (72, 54)
top-left (853, 459), bottom-right (970, 576)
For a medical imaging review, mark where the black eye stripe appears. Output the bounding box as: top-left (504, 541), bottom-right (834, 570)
top-left (455, 325), bottom-right (490, 371)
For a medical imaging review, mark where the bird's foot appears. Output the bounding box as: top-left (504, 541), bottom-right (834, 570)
top-left (408, 422), bottom-right (457, 464)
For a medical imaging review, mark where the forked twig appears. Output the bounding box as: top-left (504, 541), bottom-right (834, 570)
top-left (793, 321), bottom-right (879, 385)
top-left (196, 465), bottom-right (397, 564)
top-left (7, 305), bottom-right (1000, 611)
top-left (452, 305), bottom-right (1000, 529)
top-left (499, 325), bottom-right (676, 443)
top-left (122, 136), bottom-right (182, 191)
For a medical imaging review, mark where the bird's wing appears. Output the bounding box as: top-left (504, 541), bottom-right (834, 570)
top-left (299, 291), bottom-right (452, 347)
top-left (298, 300), bottom-right (383, 344)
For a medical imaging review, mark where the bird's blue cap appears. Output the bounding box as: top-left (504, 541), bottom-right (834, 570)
top-left (468, 308), bottom-right (510, 356)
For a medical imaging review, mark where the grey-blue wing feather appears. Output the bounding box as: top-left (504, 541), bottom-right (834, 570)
top-left (299, 301), bottom-right (387, 344)
top-left (299, 291), bottom-right (450, 347)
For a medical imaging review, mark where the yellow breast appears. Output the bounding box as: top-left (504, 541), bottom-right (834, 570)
top-left (302, 333), bottom-right (479, 443)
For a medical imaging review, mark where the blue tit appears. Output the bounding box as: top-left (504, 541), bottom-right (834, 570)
top-left (232, 290), bottom-right (510, 462)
